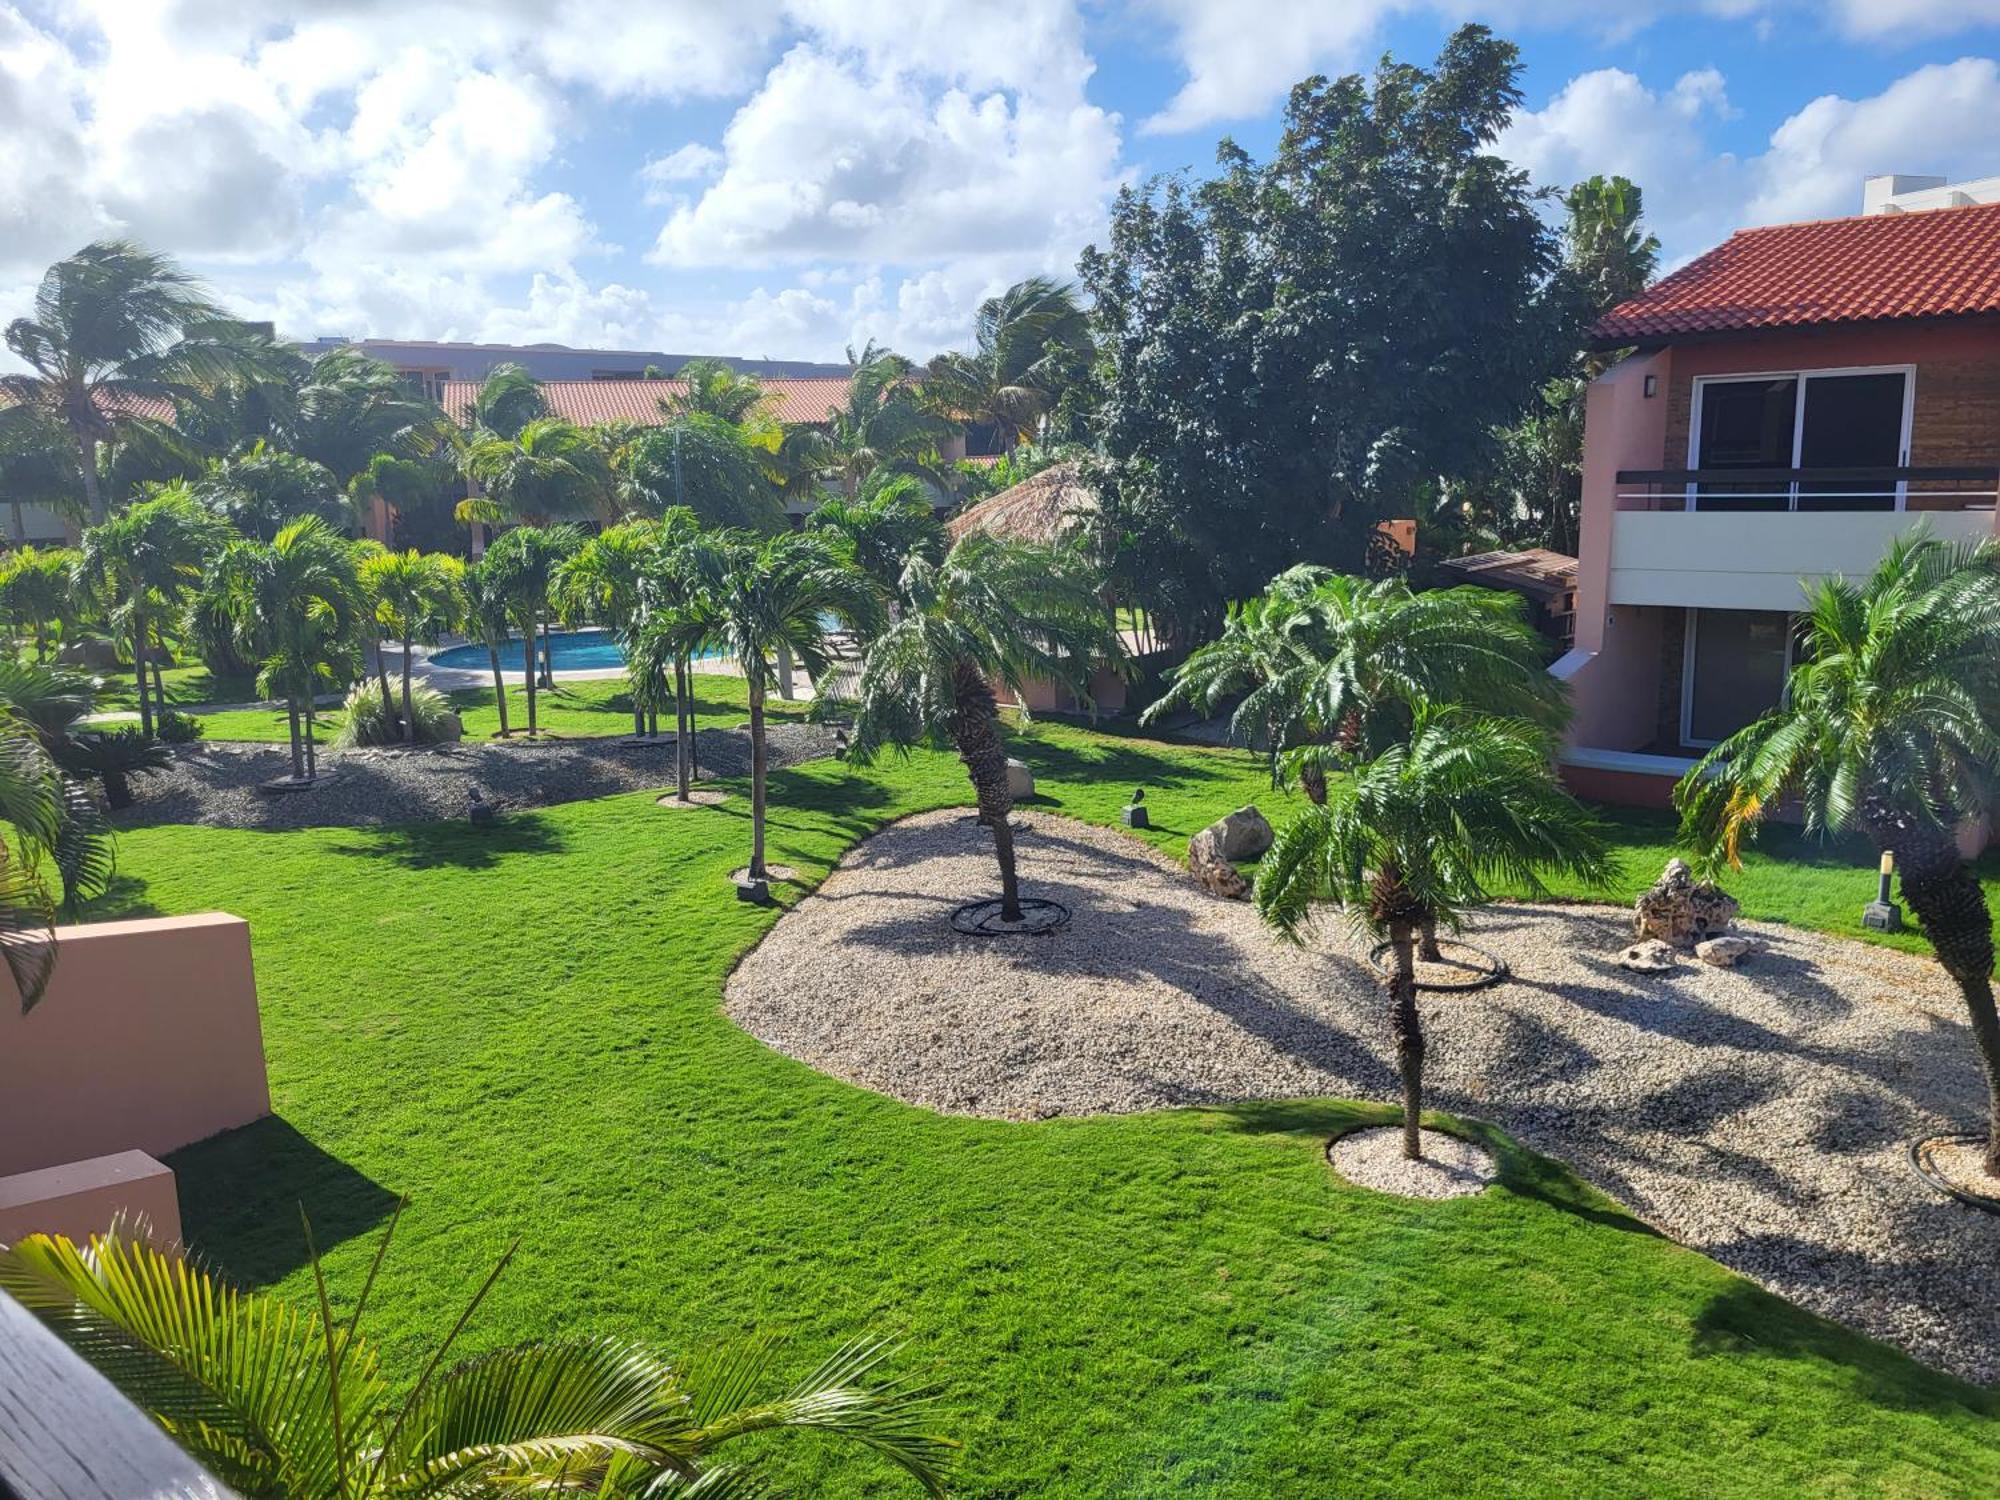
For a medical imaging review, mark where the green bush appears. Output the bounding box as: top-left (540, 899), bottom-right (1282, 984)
top-left (156, 709), bottom-right (203, 744)
top-left (334, 679), bottom-right (460, 748)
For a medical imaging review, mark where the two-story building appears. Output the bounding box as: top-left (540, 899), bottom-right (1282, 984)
top-left (1555, 178), bottom-right (2000, 807)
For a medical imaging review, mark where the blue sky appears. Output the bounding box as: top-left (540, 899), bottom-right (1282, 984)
top-left (3, 2), bottom-right (1998, 365)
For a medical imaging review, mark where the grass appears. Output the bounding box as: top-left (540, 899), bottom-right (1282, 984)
top-left (186, 672), bottom-right (809, 744)
top-left (95, 717), bottom-right (1998, 1496)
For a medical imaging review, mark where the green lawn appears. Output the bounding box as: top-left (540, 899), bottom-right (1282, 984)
top-left (186, 672), bottom-right (808, 744)
top-left (98, 721), bottom-right (1998, 1497)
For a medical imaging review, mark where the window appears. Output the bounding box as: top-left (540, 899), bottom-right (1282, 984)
top-left (1691, 366), bottom-right (1911, 512)
top-left (1682, 608), bottom-right (1792, 747)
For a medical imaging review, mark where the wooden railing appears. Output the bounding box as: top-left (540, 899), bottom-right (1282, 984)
top-left (0, 1290), bottom-right (235, 1499)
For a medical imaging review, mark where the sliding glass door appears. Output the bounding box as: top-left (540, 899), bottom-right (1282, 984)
top-left (1692, 368), bottom-right (1909, 512)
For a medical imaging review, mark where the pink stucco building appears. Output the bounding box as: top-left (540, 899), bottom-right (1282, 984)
top-left (1557, 178), bottom-right (2000, 807)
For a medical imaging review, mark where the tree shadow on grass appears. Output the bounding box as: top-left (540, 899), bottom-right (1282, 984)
top-left (1693, 1279), bottom-right (1997, 1416)
top-left (322, 811), bottom-right (567, 871)
top-left (167, 1116), bottom-right (399, 1287)
top-left (1012, 732), bottom-right (1252, 796)
top-left (80, 872), bottom-right (164, 922)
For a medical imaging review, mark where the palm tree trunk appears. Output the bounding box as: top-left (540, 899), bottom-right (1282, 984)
top-left (1300, 758), bottom-right (1328, 806)
top-left (522, 632), bottom-right (538, 733)
top-left (1387, 918), bottom-right (1426, 1160)
top-left (1419, 915), bottom-right (1443, 963)
top-left (674, 656), bottom-right (690, 799)
top-left (74, 428), bottom-right (104, 525)
top-left (285, 696), bottom-right (304, 781)
top-left (400, 632), bottom-right (416, 744)
top-left (1877, 818), bottom-right (2000, 1176)
top-left (749, 683), bottom-right (768, 879)
top-left (375, 638), bottom-right (395, 719)
top-left (303, 702), bottom-right (318, 780)
top-left (488, 645), bottom-right (510, 736)
top-left (538, 613), bottom-right (554, 689)
top-left (686, 654), bottom-right (700, 781)
top-left (131, 598), bottom-right (151, 737)
top-left (8, 501), bottom-right (24, 543)
top-left (950, 661), bottom-right (1021, 921)
top-left (775, 641), bottom-right (796, 700)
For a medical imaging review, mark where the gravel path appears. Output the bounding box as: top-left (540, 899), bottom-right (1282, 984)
top-left (726, 809), bottom-right (2000, 1383)
top-left (115, 723), bottom-right (842, 831)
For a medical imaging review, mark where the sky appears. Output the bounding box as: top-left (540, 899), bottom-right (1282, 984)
top-left (3, 1), bottom-right (1999, 367)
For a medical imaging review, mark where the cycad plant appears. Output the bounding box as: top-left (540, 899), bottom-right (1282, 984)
top-left (1677, 534), bottom-right (2000, 1178)
top-left (684, 532), bottom-right (881, 882)
top-left (852, 533), bottom-right (1122, 922)
top-left (206, 516), bottom-right (364, 781)
top-left (0, 1221), bottom-right (955, 1498)
top-left (1256, 707), bottom-right (1609, 1159)
top-left (76, 484), bottom-right (227, 735)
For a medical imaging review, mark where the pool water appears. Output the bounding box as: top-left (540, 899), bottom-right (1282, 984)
top-left (428, 630), bottom-right (658, 672)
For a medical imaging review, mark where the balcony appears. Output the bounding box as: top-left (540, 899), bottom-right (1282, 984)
top-left (1605, 466), bottom-right (1999, 611)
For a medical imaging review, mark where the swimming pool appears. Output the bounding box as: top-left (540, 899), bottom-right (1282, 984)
top-left (428, 630), bottom-right (655, 672)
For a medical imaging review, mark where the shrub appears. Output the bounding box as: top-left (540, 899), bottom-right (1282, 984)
top-left (156, 709), bottom-right (203, 744)
top-left (334, 679), bottom-right (460, 748)
top-left (54, 727), bottom-right (173, 810)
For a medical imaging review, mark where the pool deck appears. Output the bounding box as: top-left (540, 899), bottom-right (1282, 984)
top-left (389, 640), bottom-right (806, 697)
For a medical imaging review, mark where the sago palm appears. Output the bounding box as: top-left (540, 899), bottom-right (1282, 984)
top-left (1256, 707), bottom-right (1609, 1160)
top-left (852, 533), bottom-right (1123, 922)
top-left (684, 532), bottom-right (881, 881)
top-left (76, 484), bottom-right (227, 735)
top-left (0, 1221), bottom-right (955, 1498)
top-left (1677, 533), bottom-right (2000, 1178)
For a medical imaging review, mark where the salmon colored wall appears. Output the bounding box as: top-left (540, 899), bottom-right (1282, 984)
top-left (0, 914), bottom-right (271, 1178)
top-left (0, 1150), bottom-right (181, 1247)
top-left (1558, 763), bottom-right (1678, 811)
top-left (999, 667), bottom-right (1128, 716)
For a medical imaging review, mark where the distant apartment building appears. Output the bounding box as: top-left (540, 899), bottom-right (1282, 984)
top-left (1557, 176), bottom-right (2000, 807)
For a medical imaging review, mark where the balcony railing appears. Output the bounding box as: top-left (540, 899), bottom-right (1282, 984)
top-left (1614, 465), bottom-right (2000, 514)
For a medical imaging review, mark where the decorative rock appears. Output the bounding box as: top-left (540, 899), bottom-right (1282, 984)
top-left (1204, 805), bottom-right (1275, 863)
top-left (467, 789), bottom-right (496, 828)
top-left (55, 637), bottom-right (120, 670)
top-left (1618, 939), bottom-right (1677, 973)
top-left (1005, 758), bottom-right (1035, 800)
top-left (1695, 935), bottom-right (1760, 967)
top-left (1633, 858), bottom-right (1740, 947)
top-left (1187, 825), bottom-right (1249, 899)
top-left (437, 710), bottom-right (465, 743)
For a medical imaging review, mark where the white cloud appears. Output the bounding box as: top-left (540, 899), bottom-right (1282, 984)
top-left (639, 144), bottom-right (724, 207)
top-left (1828, 0), bottom-right (2000, 39)
top-left (1136, 0), bottom-right (1405, 135)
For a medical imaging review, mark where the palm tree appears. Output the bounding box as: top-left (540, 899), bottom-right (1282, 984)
top-left (0, 405), bottom-right (84, 543)
top-left (359, 550), bottom-right (464, 744)
top-left (0, 241), bottom-right (278, 523)
top-left (686, 532), bottom-right (880, 881)
top-left (632, 508), bottom-right (712, 798)
top-left (76, 485), bottom-right (226, 735)
top-left (663, 357), bottom-right (770, 425)
top-left (1257, 707), bottom-right (1610, 1160)
top-left (194, 441), bottom-right (350, 541)
top-left (1677, 534), bottom-right (2000, 1178)
top-left (798, 342), bottom-right (955, 499)
top-left (476, 526), bottom-right (580, 733)
top-left (852, 533), bottom-right (1122, 920)
top-left (805, 473), bottom-right (943, 601)
top-left (0, 546), bottom-right (82, 660)
top-left (621, 415), bottom-right (789, 533)
top-left (459, 417), bottom-right (614, 529)
top-left (468, 361), bottom-right (548, 442)
top-left (285, 347), bottom-right (445, 488)
top-left (557, 521), bottom-right (659, 737)
top-left (0, 695), bottom-right (76, 1010)
top-left (0, 1221), bottom-right (955, 1498)
top-left (924, 277), bottom-right (1091, 451)
top-left (464, 555), bottom-right (518, 737)
top-left (0, 659), bottom-right (118, 930)
top-left (208, 516), bottom-right (364, 781)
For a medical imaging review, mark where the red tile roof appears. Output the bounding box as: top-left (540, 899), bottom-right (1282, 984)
top-left (439, 377), bottom-right (849, 428)
top-left (1591, 201), bottom-right (2000, 345)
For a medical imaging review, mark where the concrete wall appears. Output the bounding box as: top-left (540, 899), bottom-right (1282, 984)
top-left (0, 914), bottom-right (270, 1178)
top-left (0, 1151), bottom-right (181, 1247)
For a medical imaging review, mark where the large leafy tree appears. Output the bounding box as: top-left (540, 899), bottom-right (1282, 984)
top-left (0, 241), bottom-right (280, 523)
top-left (76, 484), bottom-right (227, 735)
top-left (1078, 25), bottom-right (1567, 641)
top-left (0, 1222), bottom-right (955, 1498)
top-left (852, 533), bottom-right (1122, 921)
top-left (683, 531), bottom-right (880, 882)
top-left (621, 414), bottom-right (788, 533)
top-left (924, 277), bottom-right (1091, 451)
top-left (207, 515), bottom-right (364, 781)
top-left (1677, 535), bottom-right (2000, 1179)
top-left (1257, 707), bottom-right (1609, 1159)
top-left (459, 417), bottom-right (615, 529)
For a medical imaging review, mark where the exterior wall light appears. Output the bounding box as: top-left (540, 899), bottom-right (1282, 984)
top-left (1643, 374), bottom-right (1659, 398)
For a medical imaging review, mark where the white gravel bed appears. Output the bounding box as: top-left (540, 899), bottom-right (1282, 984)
top-left (1330, 1126), bottom-right (1498, 1198)
top-left (725, 809), bottom-right (2000, 1382)
top-left (116, 723), bottom-right (841, 831)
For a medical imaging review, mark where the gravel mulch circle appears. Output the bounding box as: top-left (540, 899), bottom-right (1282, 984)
top-left (656, 789), bottom-right (731, 809)
top-left (1330, 1126), bottom-right (1498, 1199)
top-left (116, 723), bottom-right (842, 831)
top-left (1912, 1135), bottom-right (2000, 1214)
top-left (732, 865), bottom-right (800, 884)
top-left (725, 808), bottom-right (2000, 1382)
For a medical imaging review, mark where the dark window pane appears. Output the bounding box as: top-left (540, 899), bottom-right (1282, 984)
top-left (1687, 609), bottom-right (1790, 745)
top-left (1797, 372), bottom-right (1904, 511)
top-left (1695, 378), bottom-right (1796, 511)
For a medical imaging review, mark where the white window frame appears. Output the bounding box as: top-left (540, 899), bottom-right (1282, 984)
top-left (1685, 363), bottom-right (1917, 512)
top-left (1680, 606), bottom-right (1797, 750)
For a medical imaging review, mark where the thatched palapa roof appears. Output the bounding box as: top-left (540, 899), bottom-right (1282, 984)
top-left (946, 461), bottom-right (1098, 546)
